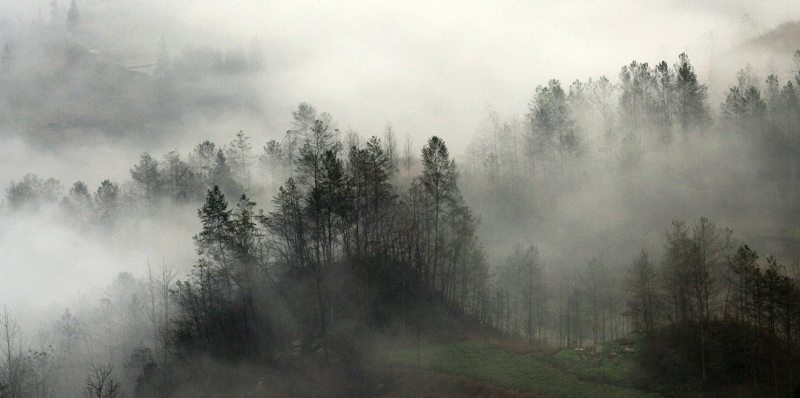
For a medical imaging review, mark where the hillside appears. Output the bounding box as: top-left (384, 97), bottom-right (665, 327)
top-left (743, 20), bottom-right (800, 55)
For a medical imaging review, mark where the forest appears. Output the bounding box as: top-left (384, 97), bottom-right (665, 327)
top-left (2, 1), bottom-right (800, 397)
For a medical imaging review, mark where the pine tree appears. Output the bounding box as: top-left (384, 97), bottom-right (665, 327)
top-left (194, 186), bottom-right (232, 266)
top-left (225, 130), bottom-right (254, 190)
top-left (93, 180), bottom-right (119, 223)
top-left (674, 53), bottom-right (710, 136)
top-left (61, 181), bottom-right (92, 226)
top-left (654, 61), bottom-right (675, 143)
top-left (212, 150), bottom-right (243, 197)
top-left (130, 153), bottom-right (163, 204)
top-left (420, 136), bottom-right (457, 290)
top-left (292, 103), bottom-right (317, 142)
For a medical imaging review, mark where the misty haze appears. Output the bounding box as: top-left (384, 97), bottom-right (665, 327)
top-left (2, 1), bottom-right (800, 397)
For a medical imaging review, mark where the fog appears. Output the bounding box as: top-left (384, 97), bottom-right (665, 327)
top-left (2, 1), bottom-right (798, 165)
top-left (469, 134), bottom-right (787, 269)
top-left (2, 0), bottom-right (800, 396)
top-left (0, 1), bottom-right (796, 178)
top-left (5, 2), bottom-right (796, 140)
top-left (165, 0), bottom-right (798, 149)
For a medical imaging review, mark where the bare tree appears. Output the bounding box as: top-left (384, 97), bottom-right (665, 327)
top-left (0, 306), bottom-right (30, 398)
top-left (28, 346), bottom-right (61, 398)
top-left (581, 257), bottom-right (610, 346)
top-left (84, 364), bottom-right (123, 398)
top-left (626, 250), bottom-right (659, 333)
top-left (146, 261), bottom-right (176, 391)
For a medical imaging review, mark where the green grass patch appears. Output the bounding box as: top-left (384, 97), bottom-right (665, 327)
top-left (389, 340), bottom-right (658, 398)
top-left (552, 343), bottom-right (638, 384)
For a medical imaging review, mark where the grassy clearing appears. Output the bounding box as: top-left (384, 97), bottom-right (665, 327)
top-left (552, 342), bottom-right (640, 384)
top-left (388, 340), bottom-right (658, 398)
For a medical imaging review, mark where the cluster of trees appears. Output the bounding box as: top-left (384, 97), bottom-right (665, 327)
top-left (522, 52), bottom-right (711, 176)
top-left (720, 59), bottom-right (800, 137)
top-left (6, 104), bottom-right (799, 397)
top-left (466, 51), bottom-right (800, 191)
top-left (617, 54), bottom-right (711, 144)
top-left (488, 245), bottom-right (546, 342)
top-left (5, 174), bottom-right (124, 227)
top-left (625, 218), bottom-right (800, 395)
top-left (4, 128), bottom-right (277, 225)
top-left (125, 133), bottom-right (254, 206)
top-left (3, 39), bottom-right (800, 394)
top-left (719, 56), bottom-right (800, 199)
top-left (0, 263), bottom-right (175, 398)
top-left (2, 107), bottom-right (416, 234)
top-left (0, 104), bottom-right (462, 396)
top-left (462, 53), bottom-right (734, 235)
top-left (486, 247), bottom-right (628, 350)
top-left (467, 53), bottom-right (712, 186)
top-left (479, 216), bottom-right (800, 395)
top-left (459, 53), bottom-right (800, 376)
top-left (480, 217), bottom-right (800, 391)
top-left (3, 102), bottom-right (413, 222)
top-left (259, 103), bottom-right (414, 187)
top-left (172, 121), bottom-right (488, 366)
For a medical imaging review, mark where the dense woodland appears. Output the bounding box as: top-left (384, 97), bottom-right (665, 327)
top-left (2, 2), bottom-right (800, 397)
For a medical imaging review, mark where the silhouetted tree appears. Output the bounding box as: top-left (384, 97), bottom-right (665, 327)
top-left (84, 364), bottom-right (122, 398)
top-left (626, 250), bottom-right (659, 333)
top-left (618, 61), bottom-right (652, 139)
top-left (130, 153), bottom-right (162, 205)
top-left (527, 80), bottom-right (578, 175)
top-left (673, 53), bottom-right (710, 136)
top-left (190, 140), bottom-right (217, 188)
top-left (591, 75), bottom-right (617, 147)
top-left (259, 139), bottom-right (285, 188)
top-left (292, 103), bottom-right (317, 142)
top-left (0, 307), bottom-right (29, 398)
top-left (581, 257), bottom-right (610, 345)
top-left (93, 180), bottom-right (119, 223)
top-left (496, 245), bottom-right (543, 341)
top-left (160, 151), bottom-right (200, 202)
top-left (420, 136), bottom-right (457, 290)
top-left (211, 150), bottom-right (242, 197)
top-left (225, 130), bottom-right (254, 190)
top-left (653, 61), bottom-right (675, 143)
top-left (61, 181), bottom-right (92, 226)
top-left (6, 174), bottom-right (62, 211)
top-left (194, 186), bottom-right (232, 271)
